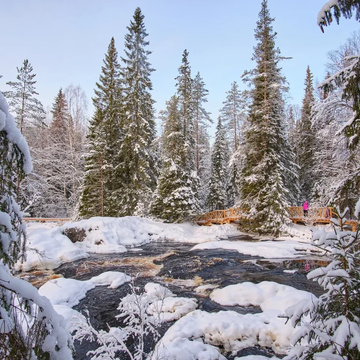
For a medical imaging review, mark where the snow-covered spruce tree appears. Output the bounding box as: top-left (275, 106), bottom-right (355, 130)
top-left (287, 105), bottom-right (301, 164)
top-left (192, 72), bottom-right (212, 172)
top-left (208, 117), bottom-right (228, 211)
top-left (4, 59), bottom-right (47, 213)
top-left (79, 108), bottom-right (106, 218)
top-left (318, 0), bottom-right (360, 31)
top-left (151, 96), bottom-right (199, 222)
top-left (297, 66), bottom-right (316, 203)
top-left (114, 7), bottom-right (158, 216)
top-left (0, 91), bottom-right (73, 359)
top-left (220, 82), bottom-right (248, 208)
top-left (4, 59), bottom-right (46, 134)
top-left (239, 0), bottom-right (298, 234)
top-left (174, 49), bottom-right (201, 212)
top-left (79, 37), bottom-right (122, 218)
top-left (220, 81), bottom-right (246, 153)
top-left (197, 125), bottom-right (212, 211)
top-left (176, 50), bottom-right (196, 171)
top-left (192, 72), bottom-right (212, 210)
top-left (285, 202), bottom-right (360, 360)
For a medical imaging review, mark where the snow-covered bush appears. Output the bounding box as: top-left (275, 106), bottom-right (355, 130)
top-left (0, 91), bottom-right (73, 359)
top-left (285, 200), bottom-right (360, 360)
top-left (73, 282), bottom-right (167, 360)
top-left (73, 281), bottom-right (197, 360)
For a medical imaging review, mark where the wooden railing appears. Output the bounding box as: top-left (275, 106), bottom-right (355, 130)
top-left (194, 207), bottom-right (247, 226)
top-left (23, 218), bottom-right (70, 223)
top-left (287, 206), bottom-right (334, 220)
top-left (196, 206), bottom-right (358, 231)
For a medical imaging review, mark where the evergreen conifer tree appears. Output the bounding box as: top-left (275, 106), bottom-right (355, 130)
top-left (239, 0), bottom-right (298, 234)
top-left (197, 126), bottom-right (212, 210)
top-left (174, 50), bottom-right (200, 211)
top-left (4, 59), bottom-right (46, 134)
top-left (192, 72), bottom-right (212, 172)
top-left (80, 37), bottom-right (122, 217)
top-left (79, 109), bottom-right (106, 218)
top-left (114, 7), bottom-right (157, 216)
top-left (297, 66), bottom-right (316, 202)
top-left (318, 0), bottom-right (360, 31)
top-left (151, 96), bottom-right (199, 221)
top-left (220, 81), bottom-right (245, 152)
top-left (208, 117), bottom-right (228, 210)
top-left (0, 91), bottom-right (73, 359)
top-left (175, 50), bottom-right (197, 171)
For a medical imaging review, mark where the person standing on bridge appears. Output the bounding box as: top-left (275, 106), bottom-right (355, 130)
top-left (303, 201), bottom-right (309, 217)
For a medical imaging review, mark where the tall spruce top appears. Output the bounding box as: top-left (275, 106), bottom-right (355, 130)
top-left (93, 37), bottom-right (122, 111)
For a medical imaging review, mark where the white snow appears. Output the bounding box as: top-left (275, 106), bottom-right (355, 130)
top-left (148, 296), bottom-right (198, 322)
top-left (17, 225), bottom-right (88, 271)
top-left (61, 216), bottom-right (241, 247)
top-left (153, 281), bottom-right (316, 359)
top-left (38, 271), bottom-right (131, 325)
top-left (192, 239), bottom-right (318, 259)
top-left (39, 277), bottom-right (95, 307)
top-left (153, 309), bottom-right (296, 358)
top-left (317, 0), bottom-right (339, 25)
top-left (210, 281), bottom-right (316, 314)
top-left (90, 271), bottom-right (131, 289)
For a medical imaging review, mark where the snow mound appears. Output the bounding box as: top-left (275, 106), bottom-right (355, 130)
top-left (153, 309), bottom-right (296, 357)
top-left (18, 226), bottom-right (88, 271)
top-left (39, 277), bottom-right (95, 308)
top-left (210, 281), bottom-right (316, 313)
top-left (39, 271), bottom-right (131, 308)
top-left (153, 337), bottom-right (227, 360)
top-left (145, 282), bottom-right (174, 299)
top-left (148, 297), bottom-right (198, 322)
top-left (90, 271), bottom-right (131, 289)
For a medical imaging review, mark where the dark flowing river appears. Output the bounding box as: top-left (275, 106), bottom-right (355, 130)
top-left (39, 236), bottom-right (325, 359)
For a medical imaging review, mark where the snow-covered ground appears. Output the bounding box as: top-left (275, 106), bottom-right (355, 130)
top-left (19, 217), bottom-right (317, 271)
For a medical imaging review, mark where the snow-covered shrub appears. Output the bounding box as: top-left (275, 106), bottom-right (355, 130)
top-left (73, 281), bottom-right (197, 359)
top-left (73, 282), bottom-right (169, 360)
top-left (0, 91), bottom-right (73, 359)
top-left (285, 200), bottom-right (360, 360)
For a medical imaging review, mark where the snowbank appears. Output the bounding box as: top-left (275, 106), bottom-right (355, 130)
top-left (61, 216), bottom-right (241, 249)
top-left (153, 281), bottom-right (316, 359)
top-left (17, 226), bottom-right (88, 271)
top-left (191, 239), bottom-right (318, 258)
top-left (39, 271), bottom-right (131, 325)
top-left (20, 218), bottom-right (240, 270)
top-left (153, 309), bottom-right (296, 358)
top-left (210, 281), bottom-right (316, 314)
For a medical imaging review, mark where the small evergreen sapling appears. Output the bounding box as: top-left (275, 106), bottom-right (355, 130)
top-left (285, 200), bottom-right (360, 360)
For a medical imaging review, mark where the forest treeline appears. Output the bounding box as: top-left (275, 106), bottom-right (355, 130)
top-left (3, 1), bottom-right (360, 235)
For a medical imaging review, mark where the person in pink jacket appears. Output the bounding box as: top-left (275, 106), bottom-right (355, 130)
top-left (303, 201), bottom-right (309, 217)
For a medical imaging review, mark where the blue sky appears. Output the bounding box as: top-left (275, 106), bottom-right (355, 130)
top-left (1, 0), bottom-right (359, 139)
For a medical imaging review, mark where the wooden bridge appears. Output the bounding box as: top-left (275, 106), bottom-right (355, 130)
top-left (195, 206), bottom-right (359, 231)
